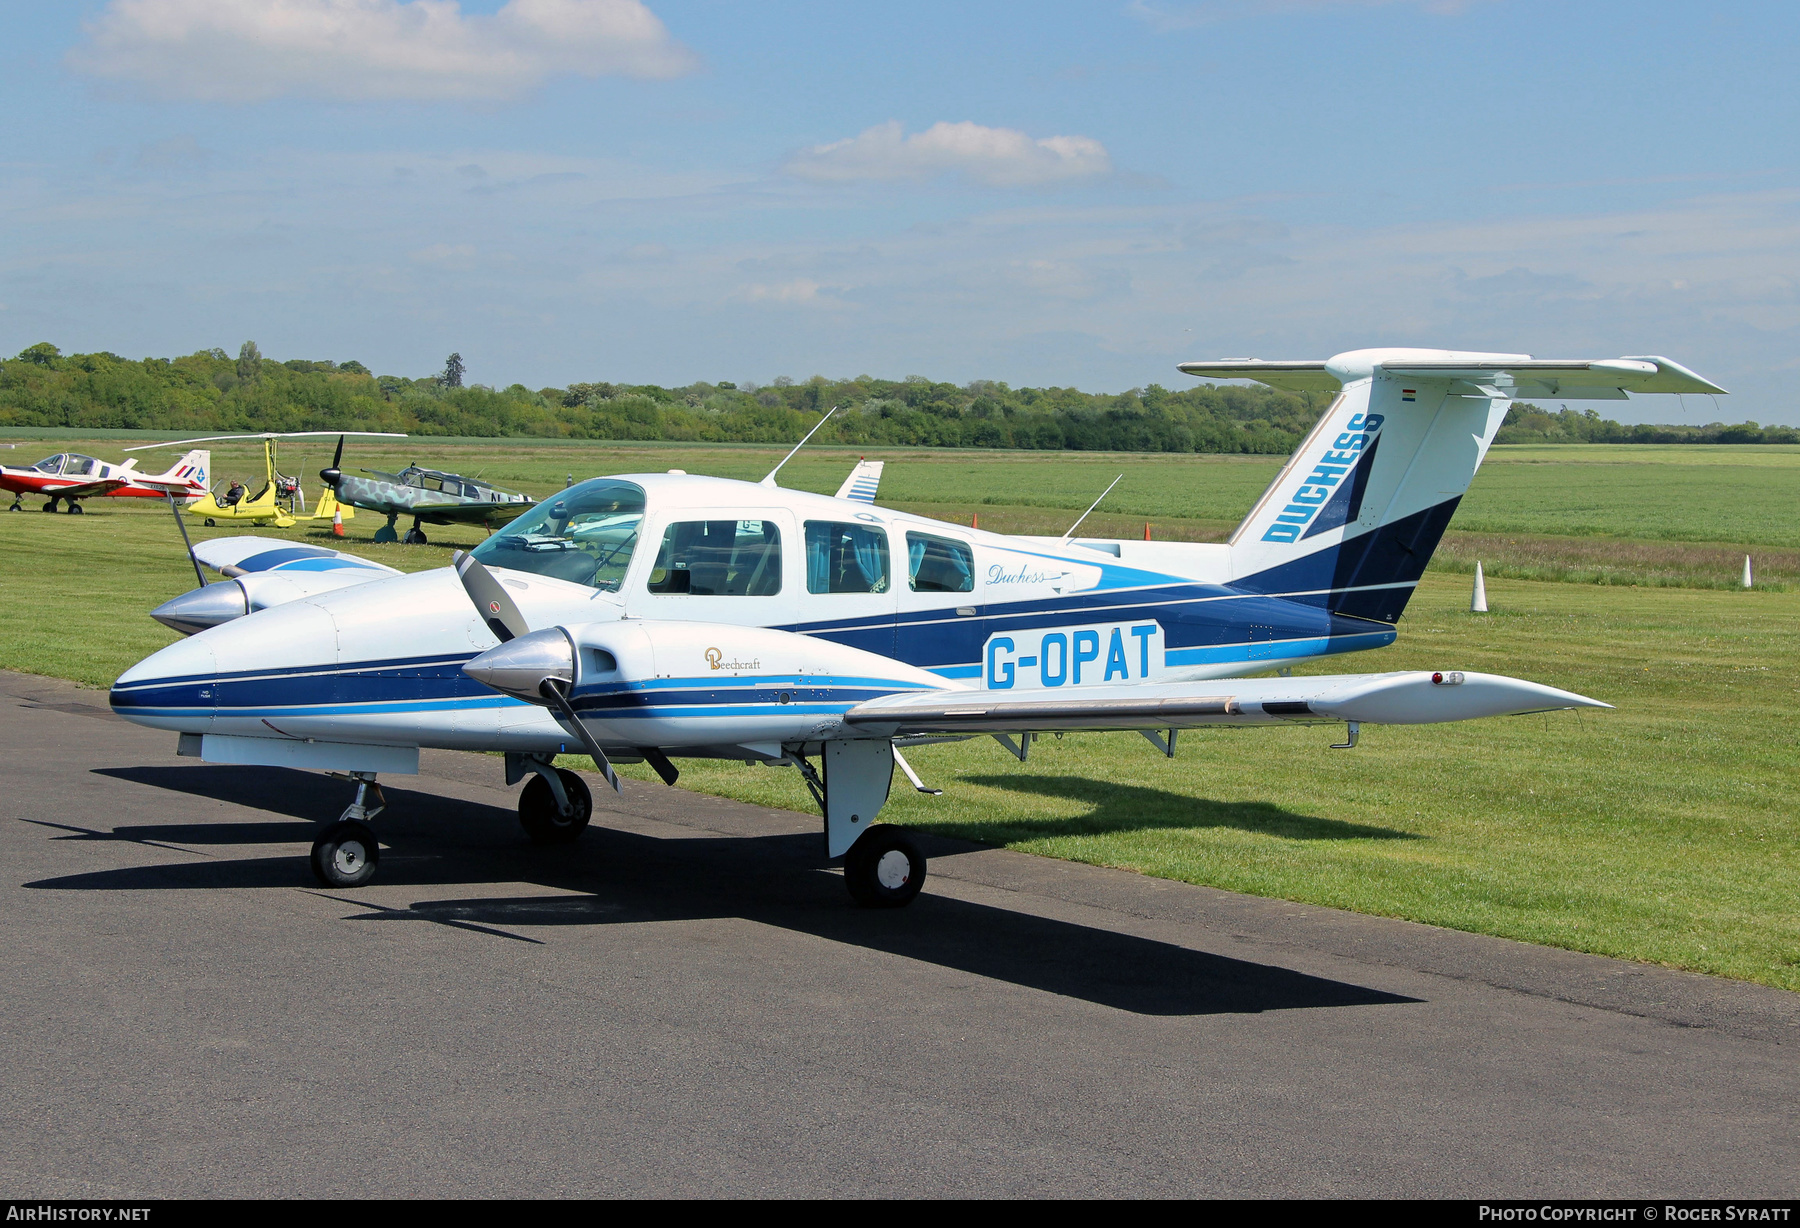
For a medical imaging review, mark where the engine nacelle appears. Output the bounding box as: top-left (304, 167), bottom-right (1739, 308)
top-left (463, 620), bottom-right (953, 751)
top-left (148, 570), bottom-right (383, 636)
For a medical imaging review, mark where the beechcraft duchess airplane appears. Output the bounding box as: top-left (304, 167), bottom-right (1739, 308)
top-left (110, 348), bottom-right (1725, 906)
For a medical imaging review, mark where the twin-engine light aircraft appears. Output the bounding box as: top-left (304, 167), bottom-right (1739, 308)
top-left (317, 435), bottom-right (536, 543)
top-left (1, 449), bottom-right (210, 513)
top-left (110, 348), bottom-right (1726, 907)
top-left (125, 431), bottom-right (403, 527)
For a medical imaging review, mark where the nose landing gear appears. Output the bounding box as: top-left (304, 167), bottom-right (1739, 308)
top-left (311, 773), bottom-right (385, 887)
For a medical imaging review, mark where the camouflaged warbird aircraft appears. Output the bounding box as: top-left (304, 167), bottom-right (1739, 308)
top-left (318, 435), bottom-right (537, 543)
top-left (109, 349), bottom-right (1725, 907)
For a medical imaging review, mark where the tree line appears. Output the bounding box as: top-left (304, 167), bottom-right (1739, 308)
top-left (1, 342), bottom-right (1788, 451)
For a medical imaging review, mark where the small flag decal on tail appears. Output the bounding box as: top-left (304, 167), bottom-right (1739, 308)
top-left (1401, 389), bottom-right (1417, 402)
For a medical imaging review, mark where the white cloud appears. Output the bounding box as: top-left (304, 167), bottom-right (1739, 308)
top-left (1127, 0), bottom-right (1479, 31)
top-left (785, 121), bottom-right (1113, 189)
top-left (737, 279), bottom-right (845, 307)
top-left (70, 0), bottom-right (697, 102)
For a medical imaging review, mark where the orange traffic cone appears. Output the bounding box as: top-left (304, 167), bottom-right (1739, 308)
top-left (332, 508), bottom-right (344, 538)
top-left (1144, 522), bottom-right (1151, 540)
top-left (972, 512), bottom-right (980, 530)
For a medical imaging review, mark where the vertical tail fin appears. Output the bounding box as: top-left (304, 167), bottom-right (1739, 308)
top-left (834, 458), bottom-right (885, 504)
top-left (1177, 349), bottom-right (1724, 623)
top-left (177, 449), bottom-right (209, 494)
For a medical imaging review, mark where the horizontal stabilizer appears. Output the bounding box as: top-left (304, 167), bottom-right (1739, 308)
top-left (1179, 350), bottom-right (1726, 398)
top-left (843, 670), bottom-right (1608, 736)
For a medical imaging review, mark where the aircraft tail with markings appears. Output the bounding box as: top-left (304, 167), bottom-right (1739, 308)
top-left (1178, 349), bottom-right (1727, 624)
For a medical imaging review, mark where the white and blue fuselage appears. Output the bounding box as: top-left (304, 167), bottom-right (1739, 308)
top-left (110, 471), bottom-right (1399, 757)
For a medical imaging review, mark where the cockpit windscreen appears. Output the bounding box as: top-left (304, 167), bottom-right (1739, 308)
top-left (467, 478), bottom-right (643, 591)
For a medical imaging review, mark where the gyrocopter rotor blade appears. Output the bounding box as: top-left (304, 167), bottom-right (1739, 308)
top-left (452, 550), bottom-right (621, 793)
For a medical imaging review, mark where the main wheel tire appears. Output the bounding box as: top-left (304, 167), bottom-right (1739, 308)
top-left (844, 825), bottom-right (926, 908)
top-left (402, 526), bottom-right (427, 545)
top-left (311, 819), bottom-right (380, 887)
top-left (518, 768), bottom-right (593, 844)
top-left (204, 517), bottom-right (217, 527)
top-left (67, 502), bottom-right (83, 514)
top-left (373, 525), bottom-right (397, 543)
top-left (42, 502), bottom-right (56, 513)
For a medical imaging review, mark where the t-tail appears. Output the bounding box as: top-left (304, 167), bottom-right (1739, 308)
top-left (1180, 348), bottom-right (1726, 623)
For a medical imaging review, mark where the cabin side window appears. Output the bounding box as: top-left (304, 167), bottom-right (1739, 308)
top-left (804, 521), bottom-right (890, 594)
top-left (647, 520), bottom-right (783, 596)
top-left (905, 531), bottom-right (974, 593)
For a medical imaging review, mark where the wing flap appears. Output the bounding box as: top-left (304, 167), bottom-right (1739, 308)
top-left (843, 671), bottom-right (1608, 735)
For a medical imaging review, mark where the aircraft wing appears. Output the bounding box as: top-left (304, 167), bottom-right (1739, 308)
top-left (843, 671), bottom-right (1608, 736)
top-left (412, 499), bottom-right (539, 525)
top-left (192, 537), bottom-right (401, 578)
top-left (45, 478), bottom-right (131, 499)
top-left (834, 459), bottom-right (885, 504)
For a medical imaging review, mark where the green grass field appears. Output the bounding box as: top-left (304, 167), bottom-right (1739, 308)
top-left (2, 436), bottom-right (1794, 990)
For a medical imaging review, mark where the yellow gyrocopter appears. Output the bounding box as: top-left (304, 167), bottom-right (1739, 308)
top-left (126, 432), bottom-right (405, 528)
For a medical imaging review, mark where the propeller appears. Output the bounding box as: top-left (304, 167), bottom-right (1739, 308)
top-left (452, 550), bottom-right (621, 793)
top-left (319, 435), bottom-right (345, 488)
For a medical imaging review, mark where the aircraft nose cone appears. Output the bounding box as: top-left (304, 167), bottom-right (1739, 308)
top-left (149, 581), bottom-right (248, 636)
top-left (319, 468), bottom-right (340, 486)
top-left (463, 627), bottom-right (574, 703)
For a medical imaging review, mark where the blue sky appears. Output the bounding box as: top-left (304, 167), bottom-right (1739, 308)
top-left (3, 0), bottom-right (1797, 422)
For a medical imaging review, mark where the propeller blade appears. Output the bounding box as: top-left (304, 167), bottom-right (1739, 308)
top-left (539, 678), bottom-right (623, 794)
top-left (319, 434), bottom-right (345, 486)
top-left (452, 550), bottom-right (530, 643)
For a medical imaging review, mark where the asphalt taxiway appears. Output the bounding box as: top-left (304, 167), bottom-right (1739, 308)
top-left (2, 670), bottom-right (1794, 1197)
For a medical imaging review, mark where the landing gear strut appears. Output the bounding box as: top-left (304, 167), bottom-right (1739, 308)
top-left (311, 773), bottom-right (384, 887)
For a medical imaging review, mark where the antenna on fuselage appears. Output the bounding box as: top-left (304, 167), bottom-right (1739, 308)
top-left (760, 405), bottom-right (842, 488)
top-left (1060, 474), bottom-right (1123, 544)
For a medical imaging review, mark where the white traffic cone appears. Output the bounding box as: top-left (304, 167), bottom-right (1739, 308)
top-left (1471, 561), bottom-right (1489, 613)
top-left (332, 507), bottom-right (344, 538)
top-left (1743, 555), bottom-right (1753, 589)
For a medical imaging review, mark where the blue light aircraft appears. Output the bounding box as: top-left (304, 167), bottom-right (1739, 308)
top-left (110, 349), bottom-right (1725, 906)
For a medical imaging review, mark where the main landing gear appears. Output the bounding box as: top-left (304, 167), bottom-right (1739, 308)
top-left (374, 513), bottom-right (429, 545)
top-left (311, 773), bottom-right (384, 887)
top-left (507, 753), bottom-right (592, 844)
top-left (844, 825), bottom-right (926, 908)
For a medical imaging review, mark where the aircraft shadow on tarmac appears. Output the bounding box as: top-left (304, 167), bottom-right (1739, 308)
top-left (24, 764), bottom-right (1420, 1018)
top-left (958, 775), bottom-right (1419, 841)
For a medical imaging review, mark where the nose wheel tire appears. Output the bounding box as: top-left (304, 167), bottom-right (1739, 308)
top-left (519, 769), bottom-right (593, 844)
top-left (844, 825), bottom-right (926, 908)
top-left (311, 819), bottom-right (380, 887)
top-left (204, 518), bottom-right (217, 527)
